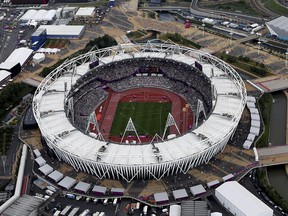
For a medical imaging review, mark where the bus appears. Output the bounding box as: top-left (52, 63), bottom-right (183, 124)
top-left (68, 207), bottom-right (80, 216)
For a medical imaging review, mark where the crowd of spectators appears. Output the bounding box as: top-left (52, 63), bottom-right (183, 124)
top-left (67, 57), bottom-right (213, 133)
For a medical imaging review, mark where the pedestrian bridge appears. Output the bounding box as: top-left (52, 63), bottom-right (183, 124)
top-left (249, 74), bottom-right (288, 93)
top-left (256, 145), bottom-right (288, 167)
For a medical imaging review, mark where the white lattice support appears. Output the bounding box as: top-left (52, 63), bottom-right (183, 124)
top-left (162, 113), bottom-right (181, 139)
top-left (86, 112), bottom-right (100, 134)
top-left (121, 118), bottom-right (141, 144)
top-left (150, 134), bottom-right (163, 144)
top-left (96, 132), bottom-right (105, 141)
top-left (67, 97), bottom-right (74, 124)
top-left (195, 99), bottom-right (207, 128)
top-left (89, 52), bottom-right (97, 62)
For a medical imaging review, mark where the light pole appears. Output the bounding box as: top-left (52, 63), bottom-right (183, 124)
top-left (229, 32), bottom-right (233, 46)
top-left (257, 39), bottom-right (261, 55)
top-left (285, 48), bottom-right (288, 66)
top-left (202, 22), bottom-right (205, 36)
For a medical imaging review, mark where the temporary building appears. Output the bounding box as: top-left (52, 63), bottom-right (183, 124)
top-left (250, 126), bottom-right (260, 136)
top-left (154, 192), bottom-right (169, 204)
top-left (48, 170), bottom-right (64, 182)
top-left (35, 156), bottom-right (46, 166)
top-left (251, 113), bottom-right (260, 121)
top-left (91, 185), bottom-right (107, 195)
top-left (33, 53), bottom-right (45, 64)
top-left (249, 107), bottom-right (259, 114)
top-left (266, 16), bottom-right (288, 41)
top-left (33, 149), bottom-right (41, 158)
top-left (58, 176), bottom-right (76, 190)
top-left (38, 164), bottom-right (53, 175)
top-left (246, 102), bottom-right (255, 108)
top-left (169, 205), bottom-right (181, 216)
top-left (4, 47), bottom-right (33, 66)
top-left (75, 7), bottom-right (95, 17)
top-left (37, 25), bottom-right (85, 39)
top-left (246, 96), bottom-right (256, 103)
top-left (243, 140), bottom-right (253, 149)
top-left (207, 180), bottom-right (220, 188)
top-left (190, 184), bottom-right (206, 196)
top-left (251, 120), bottom-right (260, 128)
top-left (215, 181), bottom-right (273, 216)
top-left (74, 181), bottom-right (91, 193)
top-left (111, 187), bottom-right (124, 195)
top-left (172, 189), bottom-right (188, 200)
top-left (222, 173), bottom-right (234, 182)
top-left (0, 70), bottom-right (11, 85)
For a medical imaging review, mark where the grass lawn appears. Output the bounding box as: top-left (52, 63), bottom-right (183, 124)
top-left (110, 102), bottom-right (172, 137)
top-left (263, 0), bottom-right (288, 16)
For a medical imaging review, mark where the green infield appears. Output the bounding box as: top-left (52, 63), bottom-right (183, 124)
top-left (110, 102), bottom-right (172, 137)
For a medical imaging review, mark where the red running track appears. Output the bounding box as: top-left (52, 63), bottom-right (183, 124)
top-left (92, 87), bottom-right (193, 142)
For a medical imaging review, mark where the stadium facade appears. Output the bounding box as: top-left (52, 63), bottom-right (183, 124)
top-left (33, 43), bottom-right (246, 182)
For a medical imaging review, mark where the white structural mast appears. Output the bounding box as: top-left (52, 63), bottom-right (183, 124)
top-left (162, 113), bottom-right (181, 139)
top-left (195, 99), bottom-right (207, 128)
top-left (121, 118), bottom-right (141, 144)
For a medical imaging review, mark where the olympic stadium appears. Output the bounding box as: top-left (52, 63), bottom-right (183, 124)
top-left (33, 42), bottom-right (247, 182)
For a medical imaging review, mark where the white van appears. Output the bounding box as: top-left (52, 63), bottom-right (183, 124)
top-left (45, 189), bottom-right (54, 196)
top-left (113, 198), bottom-right (118, 206)
top-left (103, 198), bottom-right (108, 205)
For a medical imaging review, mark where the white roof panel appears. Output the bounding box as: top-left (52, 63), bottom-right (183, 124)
top-left (172, 189), bottom-right (188, 200)
top-left (154, 192), bottom-right (169, 202)
top-left (0, 70), bottom-right (11, 83)
top-left (35, 156), bottom-right (46, 166)
top-left (48, 170), bottom-right (64, 182)
top-left (58, 176), bottom-right (76, 190)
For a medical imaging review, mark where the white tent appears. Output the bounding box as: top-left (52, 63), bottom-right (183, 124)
top-left (190, 184), bottom-right (206, 196)
top-left (222, 173), bottom-right (234, 182)
top-left (5, 47), bottom-right (33, 66)
top-left (38, 164), bottom-right (53, 175)
top-left (33, 149), bottom-right (41, 158)
top-left (172, 189), bottom-right (188, 200)
top-left (35, 156), bottom-right (46, 167)
top-left (58, 176), bottom-right (76, 190)
top-left (74, 181), bottom-right (91, 193)
top-left (216, 181), bottom-right (273, 216)
top-left (33, 53), bottom-right (45, 64)
top-left (243, 140), bottom-right (253, 149)
top-left (154, 192), bottom-right (169, 203)
top-left (48, 170), bottom-right (64, 182)
top-left (169, 205), bottom-right (181, 216)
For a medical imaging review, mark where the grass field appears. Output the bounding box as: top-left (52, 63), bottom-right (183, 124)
top-left (110, 102), bottom-right (172, 137)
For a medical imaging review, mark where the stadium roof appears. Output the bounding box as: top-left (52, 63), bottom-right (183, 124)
top-left (4, 47), bottom-right (33, 66)
top-left (266, 16), bottom-right (288, 38)
top-left (58, 176), bottom-right (76, 190)
top-left (20, 9), bottom-right (56, 21)
top-left (74, 181), bottom-right (91, 193)
top-left (216, 181), bottom-right (273, 216)
top-left (154, 192), bottom-right (169, 203)
top-left (48, 170), bottom-right (64, 182)
top-left (75, 7), bottom-right (95, 17)
top-left (0, 70), bottom-right (11, 83)
top-left (37, 25), bottom-right (85, 38)
top-left (38, 164), bottom-right (53, 175)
